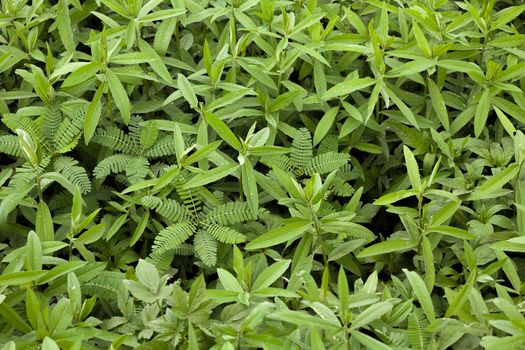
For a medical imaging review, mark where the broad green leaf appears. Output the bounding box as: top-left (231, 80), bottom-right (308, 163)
top-left (352, 331), bottom-right (392, 350)
top-left (36, 201), bottom-right (55, 241)
top-left (313, 107), bottom-right (338, 146)
top-left (185, 164), bottom-right (240, 189)
top-left (427, 79), bottom-right (449, 130)
top-left (106, 69), bottom-right (130, 124)
top-left (84, 83), bottom-right (104, 144)
top-left (217, 268), bottom-right (243, 292)
top-left (428, 226), bottom-right (475, 240)
top-left (241, 159), bottom-right (258, 213)
top-left (245, 221), bottom-right (311, 250)
top-left (404, 269), bottom-right (435, 321)
top-left (430, 201), bottom-right (460, 227)
top-left (204, 111), bottom-right (243, 151)
top-left (474, 88), bottom-right (491, 137)
top-left (26, 231), bottom-right (42, 271)
top-left (357, 240), bottom-right (417, 258)
top-left (178, 73), bottom-right (198, 108)
top-left (252, 260), bottom-right (291, 291)
top-left (403, 146), bottom-right (421, 191)
top-left (351, 302), bottom-right (393, 329)
top-left (0, 271), bottom-right (47, 286)
top-left (57, 0), bottom-right (75, 53)
top-left (469, 163), bottom-right (519, 200)
top-left (374, 189), bottom-right (418, 206)
top-left (322, 77), bottom-right (375, 100)
top-left (445, 271), bottom-right (477, 318)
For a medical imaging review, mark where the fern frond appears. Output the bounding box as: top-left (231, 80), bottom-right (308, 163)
top-left (7, 167), bottom-right (35, 189)
top-left (151, 222), bottom-right (196, 260)
top-left (174, 170), bottom-right (201, 214)
top-left (203, 201), bottom-right (261, 225)
top-left (49, 190), bottom-right (72, 211)
top-left (0, 135), bottom-right (21, 156)
top-left (407, 309), bottom-right (431, 350)
top-left (337, 164), bottom-right (360, 181)
top-left (139, 121), bottom-right (159, 150)
top-left (290, 128), bottom-right (313, 170)
top-left (194, 231), bottom-right (217, 267)
top-left (91, 127), bottom-right (137, 154)
top-left (124, 156), bottom-right (149, 184)
top-left (318, 134), bottom-right (339, 154)
top-left (42, 106), bottom-right (62, 142)
top-left (173, 243), bottom-right (194, 256)
top-left (260, 154), bottom-right (293, 173)
top-left (128, 115), bottom-right (143, 145)
top-left (144, 136), bottom-right (178, 159)
top-left (330, 179), bottom-right (354, 197)
top-left (204, 223), bottom-right (247, 244)
top-left (83, 271), bottom-right (124, 301)
top-left (305, 152), bottom-right (349, 175)
top-left (93, 154), bottom-right (135, 179)
top-left (54, 107), bottom-right (84, 153)
top-left (2, 113), bottom-right (46, 149)
top-left (54, 156), bottom-right (91, 194)
top-left (141, 196), bottom-right (192, 223)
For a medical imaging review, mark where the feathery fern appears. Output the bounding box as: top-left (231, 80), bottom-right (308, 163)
top-left (141, 196), bottom-right (192, 223)
top-left (290, 128), bottom-right (313, 170)
top-left (203, 201), bottom-right (261, 225)
top-left (204, 223), bottom-right (247, 244)
top-left (305, 152), bottom-right (350, 175)
top-left (150, 222), bottom-right (196, 261)
top-left (407, 310), bottom-right (432, 350)
top-left (144, 136), bottom-right (178, 159)
top-left (93, 154), bottom-right (135, 179)
top-left (0, 135), bottom-right (21, 156)
top-left (194, 231), bottom-right (217, 267)
top-left (54, 156), bottom-right (91, 194)
top-left (91, 127), bottom-right (138, 154)
top-left (54, 107), bottom-right (84, 153)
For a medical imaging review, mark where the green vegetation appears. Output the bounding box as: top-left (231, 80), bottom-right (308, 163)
top-left (1, 0), bottom-right (525, 349)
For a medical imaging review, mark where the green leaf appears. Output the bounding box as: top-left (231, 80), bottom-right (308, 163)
top-left (178, 73), bottom-right (198, 108)
top-left (135, 259), bottom-right (160, 290)
top-left (0, 271), bottom-right (47, 286)
top-left (428, 226), bottom-right (476, 240)
top-left (204, 111), bottom-right (243, 151)
top-left (106, 69), bottom-right (130, 124)
top-left (374, 189), bottom-right (418, 206)
top-left (245, 221), bottom-right (311, 250)
top-left (469, 163), bottom-right (519, 201)
top-left (62, 62), bottom-right (101, 87)
top-left (427, 79), bottom-right (449, 131)
top-left (357, 240), bottom-right (417, 258)
top-left (84, 83), bottom-right (105, 144)
top-left (56, 0), bottom-right (75, 53)
top-left (403, 146), bottom-right (421, 191)
top-left (252, 260), bottom-right (291, 291)
top-left (313, 107), bottom-right (338, 146)
top-left (474, 88), bottom-right (491, 137)
top-left (241, 159), bottom-right (258, 213)
top-left (403, 269), bottom-right (435, 321)
top-left (36, 201), bottom-right (55, 241)
top-left (26, 231), bottom-right (42, 271)
top-left (322, 77), bottom-right (375, 100)
top-left (185, 164), bottom-right (240, 189)
top-left (445, 271), bottom-right (477, 318)
top-left (352, 331), bottom-right (393, 350)
top-left (351, 302), bottom-right (393, 329)
top-left (430, 201), bottom-right (460, 227)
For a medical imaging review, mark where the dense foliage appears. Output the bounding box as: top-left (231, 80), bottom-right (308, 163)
top-left (1, 0), bottom-right (525, 348)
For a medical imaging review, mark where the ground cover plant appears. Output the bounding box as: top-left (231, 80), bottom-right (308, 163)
top-left (2, 0), bottom-right (525, 348)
